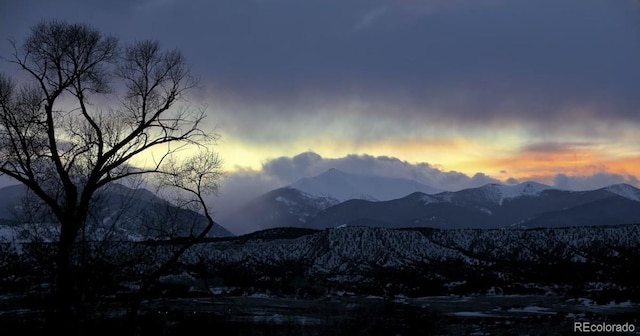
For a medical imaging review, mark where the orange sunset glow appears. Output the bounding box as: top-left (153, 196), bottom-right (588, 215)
top-left (1, 0), bottom-right (640, 201)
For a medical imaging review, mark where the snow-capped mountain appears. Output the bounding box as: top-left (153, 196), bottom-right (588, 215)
top-left (470, 181), bottom-right (554, 205)
top-left (291, 168), bottom-right (442, 202)
top-left (220, 169), bottom-right (443, 234)
top-left (221, 168), bottom-right (640, 233)
top-left (305, 182), bottom-right (640, 230)
top-left (605, 183), bottom-right (640, 201)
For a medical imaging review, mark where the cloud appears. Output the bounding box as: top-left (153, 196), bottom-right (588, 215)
top-left (209, 151), bottom-right (505, 232)
top-left (505, 177), bottom-right (519, 185)
top-left (354, 7), bottom-right (388, 30)
top-left (520, 142), bottom-right (594, 154)
top-left (208, 168), bottom-right (283, 218)
top-left (234, 151), bottom-right (501, 196)
top-left (262, 152), bottom-right (323, 182)
top-left (4, 0), bottom-right (640, 148)
top-left (185, 0), bottom-right (640, 152)
top-left (4, 3), bottom-right (640, 194)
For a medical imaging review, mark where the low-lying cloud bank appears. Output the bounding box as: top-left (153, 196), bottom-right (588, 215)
top-left (211, 151), bottom-right (640, 222)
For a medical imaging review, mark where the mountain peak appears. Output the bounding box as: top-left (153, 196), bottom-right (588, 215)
top-left (290, 169), bottom-right (441, 202)
top-left (318, 168), bottom-right (349, 179)
top-left (505, 181), bottom-right (554, 195)
top-left (604, 183), bottom-right (640, 201)
top-left (478, 181), bottom-right (554, 205)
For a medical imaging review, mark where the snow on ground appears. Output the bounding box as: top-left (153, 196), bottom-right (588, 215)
top-left (450, 312), bottom-right (499, 317)
top-left (503, 305), bottom-right (555, 315)
top-left (499, 182), bottom-right (554, 200)
top-left (606, 184), bottom-right (640, 201)
top-left (576, 298), bottom-right (637, 310)
top-left (0, 225), bottom-right (16, 241)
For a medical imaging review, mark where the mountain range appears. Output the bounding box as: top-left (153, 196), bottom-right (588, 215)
top-left (220, 169), bottom-right (640, 233)
top-left (2, 169), bottom-right (640, 238)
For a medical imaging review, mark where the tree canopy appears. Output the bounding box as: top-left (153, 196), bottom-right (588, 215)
top-left (0, 20), bottom-right (223, 330)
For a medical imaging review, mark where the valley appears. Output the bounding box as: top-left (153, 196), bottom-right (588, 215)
top-left (2, 170), bottom-right (640, 334)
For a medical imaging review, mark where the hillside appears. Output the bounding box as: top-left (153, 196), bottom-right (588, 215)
top-left (178, 224), bottom-right (640, 300)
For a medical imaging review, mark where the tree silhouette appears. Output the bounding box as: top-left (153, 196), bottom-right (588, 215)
top-left (0, 20), bottom-right (222, 331)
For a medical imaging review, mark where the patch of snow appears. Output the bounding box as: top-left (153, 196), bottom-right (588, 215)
top-left (503, 182), bottom-right (553, 198)
top-left (247, 292), bottom-right (270, 298)
top-left (333, 290), bottom-right (355, 297)
top-left (605, 184), bottom-right (640, 201)
top-left (490, 182), bottom-right (554, 205)
top-left (421, 195), bottom-right (440, 205)
top-left (476, 182), bottom-right (555, 205)
top-left (449, 311), bottom-right (497, 317)
top-left (414, 296), bottom-right (472, 303)
top-left (478, 207), bottom-right (492, 215)
top-left (606, 300), bottom-right (633, 308)
top-left (158, 272), bottom-right (196, 285)
top-left (578, 298), bottom-right (595, 306)
top-left (365, 295), bottom-right (384, 300)
top-left (571, 297), bottom-right (638, 311)
top-left (275, 196), bottom-right (296, 207)
top-left (444, 281), bottom-right (467, 288)
top-left (0, 225), bottom-right (16, 241)
top-left (506, 305), bottom-right (555, 315)
top-left (565, 312), bottom-right (587, 319)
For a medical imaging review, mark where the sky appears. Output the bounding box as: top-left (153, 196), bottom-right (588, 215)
top-left (2, 0), bottom-right (640, 218)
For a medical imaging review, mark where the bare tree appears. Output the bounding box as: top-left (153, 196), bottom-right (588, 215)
top-left (0, 20), bottom-right (222, 329)
top-left (126, 148), bottom-right (223, 316)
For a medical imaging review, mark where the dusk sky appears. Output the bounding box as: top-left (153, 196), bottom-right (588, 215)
top-left (2, 0), bottom-right (640, 214)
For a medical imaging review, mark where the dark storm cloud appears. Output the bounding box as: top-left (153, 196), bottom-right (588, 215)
top-left (3, 0), bottom-right (640, 131)
top-left (260, 151), bottom-right (500, 190)
top-left (198, 0), bottom-right (640, 125)
top-left (262, 152), bottom-right (323, 182)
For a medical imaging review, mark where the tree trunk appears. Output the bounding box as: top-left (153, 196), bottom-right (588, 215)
top-left (51, 218), bottom-right (83, 334)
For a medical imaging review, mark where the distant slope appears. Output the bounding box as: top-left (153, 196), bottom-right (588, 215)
top-left (218, 187), bottom-right (338, 234)
top-left (520, 195), bottom-right (640, 228)
top-left (0, 185), bottom-right (25, 219)
top-left (0, 183), bottom-right (233, 239)
top-left (306, 192), bottom-right (497, 229)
